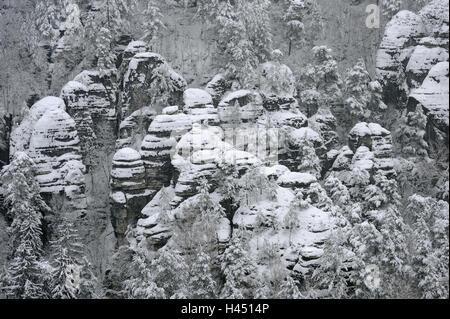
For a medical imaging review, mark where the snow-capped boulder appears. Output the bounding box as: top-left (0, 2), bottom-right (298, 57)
top-left (349, 123), bottom-right (394, 177)
top-left (348, 122), bottom-right (391, 153)
top-left (135, 187), bottom-right (175, 250)
top-left (29, 108), bottom-right (82, 193)
top-left (376, 0), bottom-right (449, 106)
top-left (122, 52), bottom-right (186, 116)
top-left (183, 88), bottom-right (213, 109)
top-left (10, 96), bottom-right (66, 157)
top-left (182, 89), bottom-right (219, 125)
top-left (419, 0), bottom-right (449, 41)
top-left (330, 146), bottom-right (354, 172)
top-left (121, 41), bottom-right (149, 70)
top-left (170, 124), bottom-right (262, 207)
top-left (265, 111), bottom-right (308, 129)
top-left (72, 70), bottom-right (118, 121)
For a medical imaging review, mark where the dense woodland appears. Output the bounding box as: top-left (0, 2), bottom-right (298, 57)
top-left (0, 0), bottom-right (448, 299)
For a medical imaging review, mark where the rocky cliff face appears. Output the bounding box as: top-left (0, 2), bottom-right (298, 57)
top-left (376, 0), bottom-right (449, 138)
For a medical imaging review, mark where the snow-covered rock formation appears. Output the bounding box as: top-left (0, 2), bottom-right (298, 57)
top-left (10, 97), bottom-right (66, 157)
top-left (110, 147), bottom-right (152, 244)
top-left (376, 0), bottom-right (449, 134)
top-left (28, 108), bottom-right (87, 219)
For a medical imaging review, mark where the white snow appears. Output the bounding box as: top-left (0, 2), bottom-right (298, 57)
top-left (277, 172), bottom-right (317, 186)
top-left (113, 147), bottom-right (142, 162)
top-left (183, 88), bottom-right (213, 108)
top-left (350, 122), bottom-right (390, 137)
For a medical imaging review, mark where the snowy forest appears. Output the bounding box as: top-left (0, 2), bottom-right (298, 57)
top-left (0, 0), bottom-right (448, 299)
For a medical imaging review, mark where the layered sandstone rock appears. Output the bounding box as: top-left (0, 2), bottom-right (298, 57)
top-left (139, 107), bottom-right (192, 194)
top-left (28, 108), bottom-right (87, 219)
top-left (376, 10), bottom-right (426, 103)
top-left (110, 147), bottom-right (152, 244)
top-left (376, 0), bottom-right (449, 117)
top-left (10, 97), bottom-right (66, 157)
top-left (409, 62), bottom-right (449, 135)
top-left (60, 80), bottom-right (96, 164)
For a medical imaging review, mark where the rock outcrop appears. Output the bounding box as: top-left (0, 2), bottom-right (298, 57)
top-left (28, 108), bottom-right (87, 219)
top-left (376, 10), bottom-right (427, 103)
top-left (409, 62), bottom-right (449, 136)
top-left (60, 80), bottom-right (96, 165)
top-left (110, 147), bottom-right (153, 244)
top-left (232, 184), bottom-right (331, 277)
top-left (376, 0), bottom-right (449, 135)
top-left (328, 122), bottom-right (395, 184)
top-left (139, 106), bottom-right (192, 194)
top-left (10, 97), bottom-right (66, 157)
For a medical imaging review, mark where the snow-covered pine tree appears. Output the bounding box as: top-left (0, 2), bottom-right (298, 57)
top-left (95, 27), bottom-right (116, 76)
top-left (407, 195), bottom-right (449, 299)
top-left (311, 228), bottom-right (362, 298)
top-left (297, 141), bottom-right (321, 179)
top-left (140, 1), bottom-right (164, 43)
top-left (78, 257), bottom-right (101, 299)
top-left (277, 274), bottom-right (304, 299)
top-left (151, 247), bottom-right (189, 298)
top-left (343, 58), bottom-right (372, 122)
top-left (148, 63), bottom-right (177, 108)
top-left (49, 216), bottom-right (85, 299)
top-left (0, 152), bottom-right (50, 298)
top-left (382, 0), bottom-right (402, 19)
top-left (123, 245), bottom-right (165, 299)
top-left (299, 46), bottom-right (343, 111)
top-left (212, 0), bottom-right (273, 88)
top-left (191, 178), bottom-right (226, 248)
top-left (284, 0), bottom-right (323, 55)
top-left (220, 234), bottom-right (260, 299)
top-left (324, 176), bottom-right (351, 208)
top-left (284, 0), bottom-right (306, 55)
top-left (187, 247), bottom-right (217, 299)
top-left (34, 0), bottom-right (67, 45)
top-left (284, 194), bottom-right (301, 245)
top-left (395, 107), bottom-right (429, 157)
